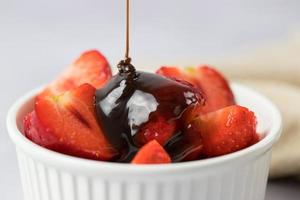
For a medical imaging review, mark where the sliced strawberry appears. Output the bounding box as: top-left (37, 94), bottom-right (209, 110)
top-left (134, 114), bottom-right (177, 147)
top-left (189, 66), bottom-right (235, 114)
top-left (188, 105), bottom-right (257, 157)
top-left (23, 111), bottom-right (58, 149)
top-left (156, 65), bottom-right (235, 115)
top-left (35, 83), bottom-right (117, 161)
top-left (131, 140), bottom-right (171, 164)
top-left (251, 133), bottom-right (261, 144)
top-left (41, 50), bottom-right (112, 97)
top-left (156, 66), bottom-right (188, 81)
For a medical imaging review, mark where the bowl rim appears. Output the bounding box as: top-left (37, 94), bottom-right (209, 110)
top-left (7, 83), bottom-right (282, 175)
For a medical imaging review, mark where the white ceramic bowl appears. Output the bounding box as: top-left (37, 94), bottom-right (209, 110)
top-left (7, 83), bottom-right (282, 200)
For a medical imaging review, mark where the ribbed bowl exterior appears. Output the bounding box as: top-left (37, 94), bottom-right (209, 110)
top-left (16, 147), bottom-right (271, 200)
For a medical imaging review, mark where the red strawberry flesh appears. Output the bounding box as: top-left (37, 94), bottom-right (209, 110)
top-left (188, 105), bottom-right (258, 157)
top-left (191, 66), bottom-right (235, 114)
top-left (23, 111), bottom-right (58, 149)
top-left (157, 65), bottom-right (235, 115)
top-left (34, 83), bottom-right (117, 161)
top-left (131, 140), bottom-right (171, 164)
top-left (40, 50), bottom-right (112, 97)
top-left (134, 113), bottom-right (177, 147)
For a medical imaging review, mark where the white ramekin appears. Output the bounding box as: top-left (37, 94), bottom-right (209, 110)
top-left (7, 83), bottom-right (282, 200)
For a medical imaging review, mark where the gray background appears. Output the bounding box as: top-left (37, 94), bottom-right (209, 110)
top-left (1, 0), bottom-right (300, 199)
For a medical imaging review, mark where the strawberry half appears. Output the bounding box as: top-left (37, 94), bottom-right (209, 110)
top-left (157, 65), bottom-right (235, 115)
top-left (41, 50), bottom-right (112, 97)
top-left (189, 66), bottom-right (235, 114)
top-left (187, 105), bottom-right (258, 157)
top-left (131, 140), bottom-right (171, 164)
top-left (23, 111), bottom-right (58, 149)
top-left (34, 83), bottom-right (117, 161)
top-left (156, 66), bottom-right (188, 81)
top-left (134, 113), bottom-right (177, 147)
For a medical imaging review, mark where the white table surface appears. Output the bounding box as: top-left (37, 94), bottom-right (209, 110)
top-left (1, 0), bottom-right (300, 199)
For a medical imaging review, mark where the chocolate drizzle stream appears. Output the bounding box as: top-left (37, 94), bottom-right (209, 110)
top-left (118, 0), bottom-right (136, 79)
top-left (125, 0), bottom-right (130, 60)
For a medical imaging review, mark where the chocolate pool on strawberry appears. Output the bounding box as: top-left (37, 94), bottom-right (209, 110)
top-left (94, 58), bottom-right (204, 162)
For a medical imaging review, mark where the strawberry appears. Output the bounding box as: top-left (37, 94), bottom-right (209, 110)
top-left (156, 65), bottom-right (235, 115)
top-left (251, 132), bottom-right (261, 144)
top-left (131, 140), bottom-right (171, 164)
top-left (134, 114), bottom-right (177, 147)
top-left (23, 111), bottom-right (58, 149)
top-left (40, 50), bottom-right (112, 97)
top-left (156, 66), bottom-right (188, 81)
top-left (187, 105), bottom-right (257, 157)
top-left (34, 83), bottom-right (118, 161)
top-left (190, 66), bottom-right (235, 114)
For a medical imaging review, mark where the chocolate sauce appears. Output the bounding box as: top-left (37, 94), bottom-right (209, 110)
top-left (95, 71), bottom-right (203, 162)
top-left (94, 0), bottom-right (204, 162)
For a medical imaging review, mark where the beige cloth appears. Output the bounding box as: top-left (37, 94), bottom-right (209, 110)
top-left (215, 33), bottom-right (300, 178)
